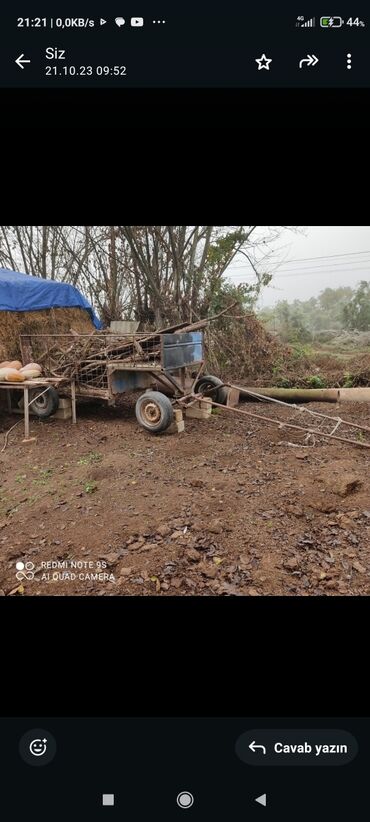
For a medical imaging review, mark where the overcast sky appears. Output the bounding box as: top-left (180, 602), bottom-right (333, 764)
top-left (226, 226), bottom-right (370, 308)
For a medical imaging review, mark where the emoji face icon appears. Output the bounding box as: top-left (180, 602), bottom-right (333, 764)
top-left (29, 738), bottom-right (48, 757)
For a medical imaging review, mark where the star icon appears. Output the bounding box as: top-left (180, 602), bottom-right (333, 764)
top-left (255, 53), bottom-right (272, 71)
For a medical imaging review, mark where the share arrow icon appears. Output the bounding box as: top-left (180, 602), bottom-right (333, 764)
top-left (299, 53), bottom-right (319, 68)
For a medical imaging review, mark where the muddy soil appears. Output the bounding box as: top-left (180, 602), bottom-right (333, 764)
top-left (0, 399), bottom-right (369, 596)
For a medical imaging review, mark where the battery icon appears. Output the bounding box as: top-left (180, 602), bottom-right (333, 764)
top-left (320, 16), bottom-right (344, 27)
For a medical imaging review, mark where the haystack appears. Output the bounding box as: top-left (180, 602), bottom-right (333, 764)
top-left (0, 307), bottom-right (95, 361)
top-left (0, 268), bottom-right (101, 362)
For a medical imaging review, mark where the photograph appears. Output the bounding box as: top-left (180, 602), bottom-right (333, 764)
top-left (0, 225), bottom-right (369, 597)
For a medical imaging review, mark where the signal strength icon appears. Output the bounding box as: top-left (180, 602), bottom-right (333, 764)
top-left (296, 16), bottom-right (316, 27)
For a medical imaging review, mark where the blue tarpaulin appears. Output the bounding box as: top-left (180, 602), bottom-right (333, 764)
top-left (0, 268), bottom-right (102, 328)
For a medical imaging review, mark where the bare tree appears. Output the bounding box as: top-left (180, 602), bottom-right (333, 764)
top-left (0, 226), bottom-right (300, 328)
top-left (119, 226), bottom-right (283, 326)
top-left (0, 226), bottom-right (133, 322)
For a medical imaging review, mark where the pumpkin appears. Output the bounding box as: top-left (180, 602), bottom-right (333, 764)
top-left (0, 367), bottom-right (18, 380)
top-left (3, 369), bottom-right (26, 382)
top-left (20, 370), bottom-right (42, 379)
top-left (7, 360), bottom-right (23, 371)
top-left (0, 361), bottom-right (11, 369)
top-left (21, 362), bottom-right (42, 373)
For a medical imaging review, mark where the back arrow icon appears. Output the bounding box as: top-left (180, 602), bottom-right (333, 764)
top-left (249, 740), bottom-right (267, 754)
top-left (299, 54), bottom-right (319, 68)
top-left (15, 54), bottom-right (31, 69)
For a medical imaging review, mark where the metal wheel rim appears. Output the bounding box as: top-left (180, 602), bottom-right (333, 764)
top-left (31, 393), bottom-right (48, 409)
top-left (142, 400), bottom-right (162, 426)
top-left (197, 381), bottom-right (217, 396)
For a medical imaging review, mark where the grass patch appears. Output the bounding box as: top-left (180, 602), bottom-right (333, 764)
top-left (33, 468), bottom-right (53, 486)
top-left (343, 372), bottom-right (354, 387)
top-left (307, 375), bottom-right (326, 388)
top-left (78, 452), bottom-right (103, 466)
top-left (84, 481), bottom-right (98, 494)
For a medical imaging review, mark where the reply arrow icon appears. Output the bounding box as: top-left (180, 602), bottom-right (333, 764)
top-left (249, 740), bottom-right (267, 754)
top-left (15, 54), bottom-right (31, 69)
top-left (299, 54), bottom-right (319, 68)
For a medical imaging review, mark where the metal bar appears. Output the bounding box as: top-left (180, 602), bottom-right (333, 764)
top-left (71, 380), bottom-right (77, 424)
top-left (209, 400), bottom-right (370, 450)
top-left (162, 371), bottom-right (184, 395)
top-left (28, 386), bottom-right (54, 404)
top-left (189, 361), bottom-right (206, 393)
top-left (149, 371), bottom-right (175, 392)
top-left (20, 333), bottom-right (151, 338)
top-left (224, 382), bottom-right (370, 436)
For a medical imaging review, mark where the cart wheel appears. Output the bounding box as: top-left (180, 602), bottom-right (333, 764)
top-left (135, 391), bottom-right (174, 433)
top-left (29, 386), bottom-right (60, 419)
top-left (193, 375), bottom-right (228, 405)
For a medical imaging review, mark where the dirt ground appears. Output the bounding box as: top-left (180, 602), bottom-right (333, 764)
top-left (0, 397), bottom-right (369, 596)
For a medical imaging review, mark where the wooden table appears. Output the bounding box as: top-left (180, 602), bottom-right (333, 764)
top-left (0, 378), bottom-right (76, 440)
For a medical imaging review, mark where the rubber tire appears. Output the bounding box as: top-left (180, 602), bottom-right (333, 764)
top-left (193, 375), bottom-right (228, 405)
top-left (29, 386), bottom-right (60, 419)
top-left (135, 391), bottom-right (174, 433)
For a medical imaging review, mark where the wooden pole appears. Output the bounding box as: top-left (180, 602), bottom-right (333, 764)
top-left (24, 386), bottom-right (30, 440)
top-left (71, 380), bottom-right (77, 424)
top-left (238, 386), bottom-right (340, 403)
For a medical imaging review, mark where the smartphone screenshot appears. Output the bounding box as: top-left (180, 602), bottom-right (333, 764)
top-left (0, 225), bottom-right (369, 598)
top-left (1, 5), bottom-right (369, 88)
top-left (0, 716), bottom-right (367, 820)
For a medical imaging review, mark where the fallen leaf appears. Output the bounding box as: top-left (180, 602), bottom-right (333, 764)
top-left (213, 557), bottom-right (224, 566)
top-left (284, 558), bottom-right (300, 571)
top-left (9, 584), bottom-right (24, 595)
top-left (353, 561), bottom-right (367, 574)
top-left (119, 567), bottom-right (132, 577)
top-left (185, 548), bottom-right (201, 562)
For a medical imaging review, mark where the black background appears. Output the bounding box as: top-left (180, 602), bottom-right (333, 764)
top-left (2, 88), bottom-right (370, 129)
